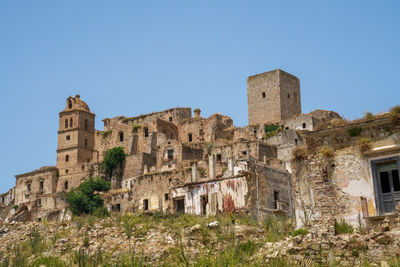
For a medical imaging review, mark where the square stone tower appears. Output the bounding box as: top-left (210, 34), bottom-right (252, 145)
top-left (57, 95), bottom-right (96, 191)
top-left (247, 69), bottom-right (301, 125)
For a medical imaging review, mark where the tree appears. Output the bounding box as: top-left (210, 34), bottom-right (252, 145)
top-left (102, 147), bottom-right (127, 178)
top-left (66, 177), bottom-right (110, 215)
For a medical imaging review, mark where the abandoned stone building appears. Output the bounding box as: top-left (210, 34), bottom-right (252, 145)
top-left (1, 68), bottom-right (399, 231)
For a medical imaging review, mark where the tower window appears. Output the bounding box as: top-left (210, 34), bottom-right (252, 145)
top-left (273, 191), bottom-right (280, 210)
top-left (27, 183), bottom-right (31, 195)
top-left (66, 135), bottom-right (70, 140)
top-left (84, 139), bottom-right (88, 147)
top-left (39, 181), bottom-right (44, 193)
top-left (262, 92), bottom-right (266, 98)
top-left (288, 93), bottom-right (290, 99)
top-left (68, 99), bottom-right (72, 109)
top-left (119, 132), bottom-right (124, 142)
top-left (69, 118), bottom-right (73, 128)
top-left (65, 155), bottom-right (69, 162)
top-left (302, 123), bottom-right (306, 129)
top-left (144, 127), bottom-right (149, 137)
top-left (65, 119), bottom-right (68, 129)
top-left (143, 199), bottom-right (149, 211)
top-left (85, 119), bottom-right (89, 130)
top-left (64, 181), bottom-right (69, 190)
top-left (169, 117), bottom-right (172, 122)
top-left (165, 193), bottom-right (169, 201)
top-left (167, 149), bottom-right (174, 160)
top-left (188, 133), bottom-right (192, 142)
top-left (65, 169), bottom-right (69, 174)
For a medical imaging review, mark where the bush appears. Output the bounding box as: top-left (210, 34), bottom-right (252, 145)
top-left (364, 111), bottom-right (374, 120)
top-left (348, 127), bottom-right (362, 137)
top-left (102, 147), bottom-right (127, 178)
top-left (335, 219), bottom-right (354, 234)
top-left (132, 125), bottom-right (141, 133)
top-left (66, 177), bottom-right (110, 215)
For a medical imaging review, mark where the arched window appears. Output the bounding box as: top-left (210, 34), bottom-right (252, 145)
top-left (65, 119), bottom-right (68, 129)
top-left (144, 127), bottom-right (149, 137)
top-left (39, 181), bottom-right (44, 193)
top-left (262, 92), bottom-right (266, 98)
top-left (69, 118), bottom-right (73, 128)
top-left (65, 155), bottom-right (69, 162)
top-left (64, 181), bottom-right (69, 190)
top-left (85, 119), bottom-right (89, 130)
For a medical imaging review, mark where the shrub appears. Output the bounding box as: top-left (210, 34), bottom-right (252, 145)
top-left (348, 127), bottom-right (362, 137)
top-left (102, 147), bottom-right (127, 178)
top-left (32, 256), bottom-right (67, 267)
top-left (264, 124), bottom-right (281, 139)
top-left (262, 215), bottom-right (293, 242)
top-left (358, 137), bottom-right (371, 152)
top-left (364, 111), bottom-right (374, 120)
top-left (389, 105), bottom-right (400, 124)
top-left (291, 228), bottom-right (308, 237)
top-left (66, 177), bottom-right (110, 215)
top-left (101, 130), bottom-right (112, 139)
top-left (292, 145), bottom-right (307, 160)
top-left (122, 217), bottom-right (135, 239)
top-left (319, 146), bottom-right (334, 158)
top-left (334, 219), bottom-right (354, 234)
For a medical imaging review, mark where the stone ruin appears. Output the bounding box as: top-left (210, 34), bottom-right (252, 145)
top-left (1, 68), bottom-right (399, 234)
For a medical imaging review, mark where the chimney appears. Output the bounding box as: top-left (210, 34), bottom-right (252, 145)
top-left (192, 162), bottom-right (198, 182)
top-left (194, 108), bottom-right (201, 119)
top-left (208, 154), bottom-right (216, 179)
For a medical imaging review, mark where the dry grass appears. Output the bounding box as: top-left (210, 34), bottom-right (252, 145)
top-left (389, 105), bottom-right (400, 124)
top-left (358, 137), bottom-right (371, 152)
top-left (292, 145), bottom-right (307, 160)
top-left (319, 146), bottom-right (334, 158)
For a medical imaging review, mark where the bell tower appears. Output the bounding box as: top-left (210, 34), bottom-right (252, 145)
top-left (57, 95), bottom-right (95, 191)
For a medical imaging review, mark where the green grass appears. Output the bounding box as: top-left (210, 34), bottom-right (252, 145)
top-left (334, 219), bottom-right (354, 234)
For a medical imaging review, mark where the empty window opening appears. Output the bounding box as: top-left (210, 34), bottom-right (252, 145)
top-left (84, 139), bottom-right (88, 147)
top-left (116, 203), bottom-right (121, 212)
top-left (288, 93), bottom-right (290, 99)
top-left (200, 195), bottom-right (208, 215)
top-left (65, 119), bottom-right (68, 129)
top-left (262, 92), bottom-right (266, 98)
top-left (69, 118), bottom-right (73, 128)
top-left (285, 127), bottom-right (289, 130)
top-left (143, 199), bottom-right (149, 211)
top-left (164, 193), bottom-right (169, 201)
top-left (37, 198), bottom-right (42, 206)
top-left (273, 191), bottom-right (280, 210)
top-left (216, 154), bottom-right (222, 162)
top-left (85, 119), bottom-right (89, 130)
top-left (188, 133), bottom-right (193, 142)
top-left (167, 149), bottom-right (174, 160)
top-left (302, 123), bottom-right (306, 129)
top-left (119, 132), bottom-right (124, 142)
top-left (1, 197), bottom-right (4, 203)
top-left (64, 181), bottom-right (69, 190)
top-left (65, 169), bottom-right (69, 175)
top-left (174, 198), bottom-right (185, 213)
top-left (144, 127), bottom-right (149, 137)
top-left (66, 135), bottom-right (70, 141)
top-left (39, 181), bottom-right (44, 193)
top-left (169, 117), bottom-right (173, 122)
top-left (68, 99), bottom-right (72, 109)
top-left (169, 178), bottom-right (172, 183)
top-left (37, 218), bottom-right (42, 222)
top-left (65, 155), bottom-right (69, 162)
top-left (27, 184), bottom-right (31, 195)
top-left (170, 133), bottom-right (174, 139)
top-left (242, 151), bottom-right (247, 156)
top-left (295, 138), bottom-right (298, 145)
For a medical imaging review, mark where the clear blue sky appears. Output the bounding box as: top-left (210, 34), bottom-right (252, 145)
top-left (0, 1), bottom-right (399, 193)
